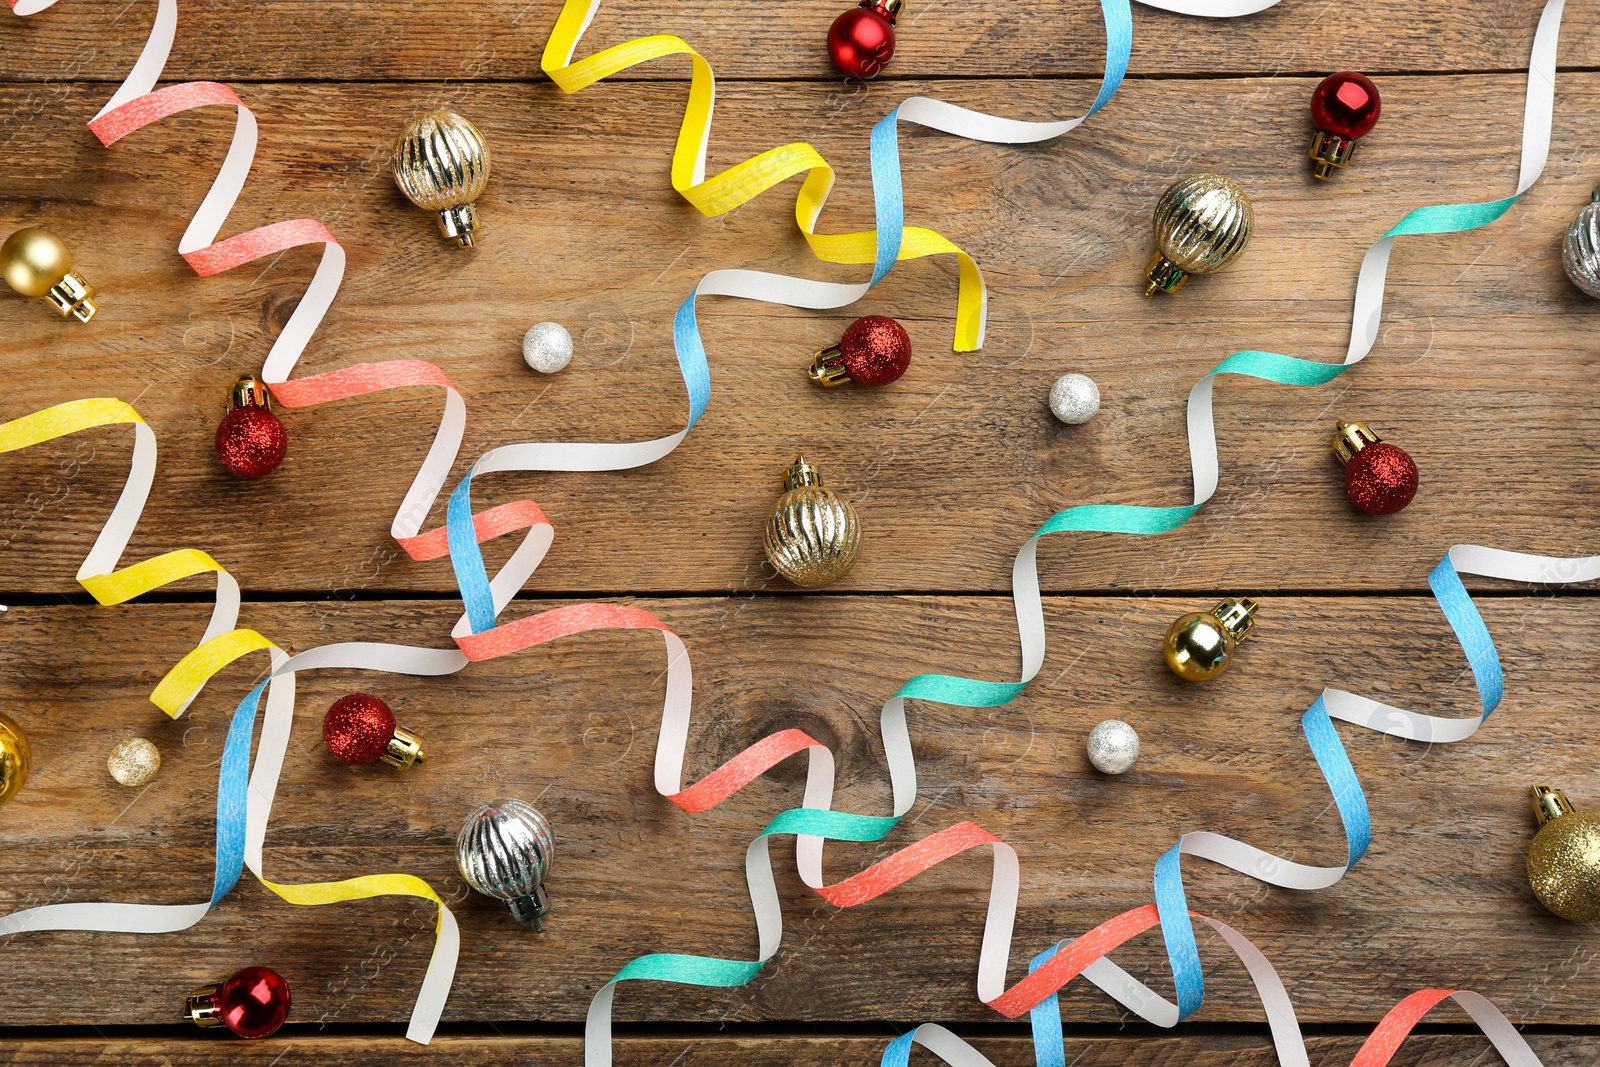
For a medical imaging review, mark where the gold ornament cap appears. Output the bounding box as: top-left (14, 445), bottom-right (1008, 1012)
top-left (392, 110), bottom-right (492, 247)
top-left (226, 374), bottom-right (272, 414)
top-left (1, 227), bottom-right (97, 322)
top-left (1309, 130), bottom-right (1357, 181)
top-left (763, 455), bottom-right (861, 588)
top-left (0, 713), bottom-right (30, 805)
top-left (185, 983), bottom-right (225, 1028)
top-left (382, 725), bottom-right (427, 769)
top-left (1163, 597), bottom-right (1257, 683)
top-left (1144, 174), bottom-right (1254, 297)
top-left (1527, 785), bottom-right (1600, 922)
top-left (1331, 420), bottom-right (1381, 465)
top-left (862, 0), bottom-right (904, 20)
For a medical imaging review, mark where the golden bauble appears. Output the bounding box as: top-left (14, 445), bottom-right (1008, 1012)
top-left (2, 226), bottom-right (72, 298)
top-left (1528, 785), bottom-right (1600, 922)
top-left (1144, 174), bottom-right (1254, 295)
top-left (763, 455), bottom-right (861, 588)
top-left (107, 737), bottom-right (161, 787)
top-left (392, 109), bottom-right (492, 247)
top-left (1163, 597), bottom-right (1257, 683)
top-left (0, 713), bottom-right (31, 805)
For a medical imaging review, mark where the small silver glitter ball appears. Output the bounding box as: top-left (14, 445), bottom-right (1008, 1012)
top-left (1563, 188), bottom-right (1600, 299)
top-left (1048, 373), bottom-right (1100, 425)
top-left (107, 737), bottom-right (161, 787)
top-left (522, 321), bottom-right (573, 373)
top-left (1086, 719), bottom-right (1139, 775)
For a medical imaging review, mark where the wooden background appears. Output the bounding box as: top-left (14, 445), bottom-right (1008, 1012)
top-left (3, 0), bottom-right (1600, 1062)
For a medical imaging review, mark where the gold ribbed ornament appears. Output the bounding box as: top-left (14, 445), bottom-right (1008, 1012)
top-left (762, 456), bottom-right (861, 588)
top-left (392, 110), bottom-right (492, 247)
top-left (1145, 174), bottom-right (1254, 296)
top-left (1527, 785), bottom-right (1600, 922)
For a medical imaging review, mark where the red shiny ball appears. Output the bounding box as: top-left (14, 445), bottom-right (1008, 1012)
top-left (1344, 442), bottom-right (1417, 515)
top-left (837, 315), bottom-right (911, 386)
top-left (1311, 71), bottom-right (1381, 140)
top-left (217, 966), bottom-right (291, 1039)
top-left (827, 5), bottom-right (896, 80)
top-left (322, 693), bottom-right (396, 765)
top-left (215, 404), bottom-right (287, 479)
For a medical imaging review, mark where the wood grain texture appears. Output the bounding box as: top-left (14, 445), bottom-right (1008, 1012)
top-left (2, 1034), bottom-right (1598, 1067)
top-left (0, 595), bottom-right (1597, 1029)
top-left (3, 0), bottom-right (1598, 82)
top-left (6, 74), bottom-right (1600, 597)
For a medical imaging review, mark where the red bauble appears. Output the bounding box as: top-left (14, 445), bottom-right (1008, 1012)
top-left (215, 404), bottom-right (287, 479)
top-left (827, 3), bottom-right (897, 80)
top-left (323, 693), bottom-right (396, 765)
top-left (836, 315), bottom-right (911, 385)
top-left (1311, 72), bottom-right (1381, 140)
top-left (216, 966), bottom-right (291, 1039)
top-left (1344, 442), bottom-right (1417, 515)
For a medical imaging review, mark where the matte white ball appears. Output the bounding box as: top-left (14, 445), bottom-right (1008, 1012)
top-left (522, 321), bottom-right (573, 373)
top-left (1049, 372), bottom-right (1100, 425)
top-left (1086, 719), bottom-right (1139, 775)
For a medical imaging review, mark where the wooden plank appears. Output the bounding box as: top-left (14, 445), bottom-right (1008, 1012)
top-left (0, 595), bottom-right (1596, 1028)
top-left (2, 0), bottom-right (1591, 82)
top-left (2, 1034), bottom-right (1597, 1067)
top-left (5, 74), bottom-right (1600, 597)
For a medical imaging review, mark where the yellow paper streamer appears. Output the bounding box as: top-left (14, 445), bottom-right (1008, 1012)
top-left (540, 0), bottom-right (985, 350)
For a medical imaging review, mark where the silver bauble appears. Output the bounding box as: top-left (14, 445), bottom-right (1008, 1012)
top-left (1563, 185), bottom-right (1600, 299)
top-left (522, 321), bottom-right (574, 373)
top-left (1048, 373), bottom-right (1100, 425)
top-left (1086, 720), bottom-right (1139, 775)
top-left (456, 798), bottom-right (554, 928)
top-left (1145, 173), bottom-right (1254, 295)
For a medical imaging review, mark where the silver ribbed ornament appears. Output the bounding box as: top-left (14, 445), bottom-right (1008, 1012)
top-left (762, 455), bottom-right (861, 588)
top-left (1145, 173), bottom-right (1254, 296)
top-left (456, 798), bottom-right (554, 929)
top-left (1563, 184), bottom-right (1600, 299)
top-left (392, 109), bottom-right (492, 247)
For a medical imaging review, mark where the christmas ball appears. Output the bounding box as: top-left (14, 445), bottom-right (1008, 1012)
top-left (1528, 786), bottom-right (1600, 922)
top-left (810, 315), bottom-right (911, 387)
top-left (763, 456), bottom-right (862, 587)
top-left (0, 713), bottom-right (30, 805)
top-left (107, 737), bottom-right (161, 787)
top-left (2, 226), bottom-right (72, 298)
top-left (522, 321), bottom-right (574, 373)
top-left (323, 694), bottom-right (397, 765)
top-left (1048, 373), bottom-right (1100, 424)
top-left (1164, 598), bottom-right (1257, 683)
top-left (827, 0), bottom-right (902, 80)
top-left (215, 377), bottom-right (287, 479)
top-left (1310, 72), bottom-right (1381, 141)
top-left (393, 109), bottom-right (491, 246)
top-left (458, 798), bottom-right (556, 927)
top-left (1086, 720), bottom-right (1139, 774)
top-left (1562, 185), bottom-right (1600, 299)
top-left (216, 966), bottom-right (292, 1038)
top-left (1145, 174), bottom-right (1254, 295)
top-left (1344, 442), bottom-right (1417, 515)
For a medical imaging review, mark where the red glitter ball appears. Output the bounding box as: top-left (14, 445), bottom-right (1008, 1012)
top-left (835, 315), bottom-right (912, 386)
top-left (215, 404), bottom-right (287, 479)
top-left (322, 694), bottom-right (396, 765)
top-left (216, 965), bottom-right (291, 1039)
top-left (827, 4), bottom-right (897, 80)
top-left (1344, 441), bottom-right (1417, 515)
top-left (1311, 72), bottom-right (1381, 141)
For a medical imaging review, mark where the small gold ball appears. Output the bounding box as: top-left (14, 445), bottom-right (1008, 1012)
top-left (0, 713), bottom-right (31, 805)
top-left (1164, 612), bottom-right (1235, 682)
top-left (2, 227), bottom-right (72, 298)
top-left (107, 737), bottom-right (161, 788)
top-left (1528, 812), bottom-right (1600, 922)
